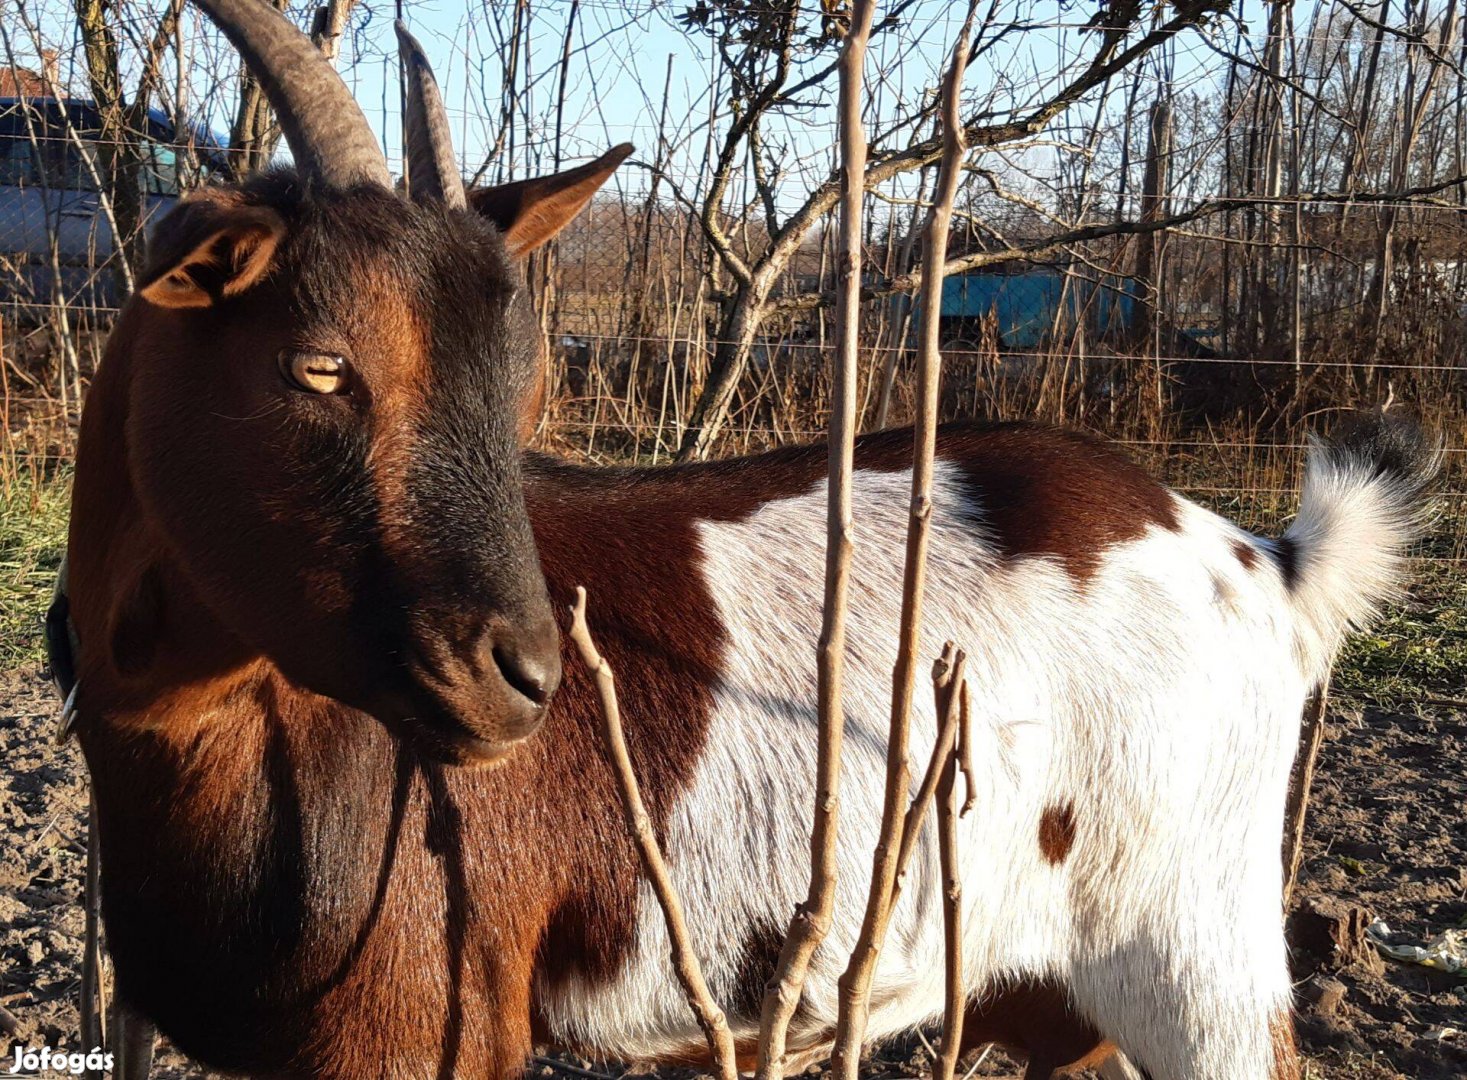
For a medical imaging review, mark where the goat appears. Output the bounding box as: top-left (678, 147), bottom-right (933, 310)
top-left (58, 2), bottom-right (1436, 1078)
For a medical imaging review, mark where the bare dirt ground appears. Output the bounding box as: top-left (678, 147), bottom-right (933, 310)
top-left (2, 663), bottom-right (1464, 1080)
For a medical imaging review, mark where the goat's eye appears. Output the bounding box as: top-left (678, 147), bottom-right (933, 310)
top-left (280, 352), bottom-right (349, 394)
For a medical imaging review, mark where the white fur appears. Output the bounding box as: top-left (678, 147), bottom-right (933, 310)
top-left (1281, 435), bottom-right (1430, 684)
top-left (535, 456), bottom-right (1412, 1079)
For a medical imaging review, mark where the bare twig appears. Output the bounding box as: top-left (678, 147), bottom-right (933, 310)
top-left (933, 660), bottom-right (965, 1080)
top-left (1282, 683), bottom-right (1330, 908)
top-left (80, 793), bottom-right (105, 1075)
top-left (1340, 0), bottom-right (1467, 79)
top-left (1420, 697), bottom-right (1467, 709)
top-left (310, 0), bottom-right (355, 67)
top-left (567, 588), bottom-right (737, 1080)
top-left (830, 8), bottom-right (978, 1075)
top-left (836, 645), bottom-right (968, 1077)
top-left (895, 646), bottom-right (967, 883)
top-left (958, 678), bottom-right (977, 817)
top-left (961, 1044), bottom-right (993, 1080)
top-left (753, 2), bottom-right (873, 1076)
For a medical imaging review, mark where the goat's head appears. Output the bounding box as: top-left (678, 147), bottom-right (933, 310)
top-left (73, 0), bottom-right (629, 762)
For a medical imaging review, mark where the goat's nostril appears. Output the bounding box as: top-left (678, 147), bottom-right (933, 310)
top-left (491, 641), bottom-right (560, 706)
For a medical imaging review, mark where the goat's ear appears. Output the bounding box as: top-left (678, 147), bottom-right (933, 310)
top-left (469, 144), bottom-right (633, 258)
top-left (139, 189), bottom-right (285, 309)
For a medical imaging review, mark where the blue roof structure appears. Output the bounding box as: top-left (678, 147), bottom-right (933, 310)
top-left (906, 265), bottom-right (1139, 348)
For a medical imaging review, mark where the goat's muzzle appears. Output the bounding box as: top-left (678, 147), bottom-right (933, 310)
top-left (395, 610), bottom-right (563, 764)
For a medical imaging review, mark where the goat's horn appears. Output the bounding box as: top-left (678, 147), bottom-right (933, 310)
top-left (193, 0), bottom-right (391, 190)
top-left (395, 21), bottom-right (467, 211)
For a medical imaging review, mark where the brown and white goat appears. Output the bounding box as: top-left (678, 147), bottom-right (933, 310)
top-left (59, 1), bottom-right (1435, 1078)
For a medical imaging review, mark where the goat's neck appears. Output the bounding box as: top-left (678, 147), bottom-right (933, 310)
top-left (80, 657), bottom-right (557, 1075)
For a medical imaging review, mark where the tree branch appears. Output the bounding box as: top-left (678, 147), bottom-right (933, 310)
top-left (753, 3), bottom-right (875, 1075)
top-left (568, 588), bottom-right (737, 1080)
top-left (773, 173), bottom-right (1467, 312)
top-left (830, 7), bottom-right (976, 1074)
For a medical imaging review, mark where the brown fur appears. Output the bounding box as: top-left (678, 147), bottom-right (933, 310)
top-left (470, 144), bottom-right (633, 256)
top-left (1232, 538), bottom-right (1260, 570)
top-left (74, 460), bottom-right (727, 1077)
top-left (961, 979), bottom-right (1113, 1079)
top-left (69, 163), bottom-right (657, 1078)
top-left (1038, 801), bottom-right (1078, 865)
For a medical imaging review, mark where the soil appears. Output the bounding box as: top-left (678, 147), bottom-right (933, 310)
top-left (2, 664), bottom-right (1464, 1079)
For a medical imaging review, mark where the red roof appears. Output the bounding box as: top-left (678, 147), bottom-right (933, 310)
top-left (1, 51), bottom-right (57, 98)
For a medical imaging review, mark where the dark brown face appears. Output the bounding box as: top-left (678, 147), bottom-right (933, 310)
top-left (124, 177), bottom-right (584, 762)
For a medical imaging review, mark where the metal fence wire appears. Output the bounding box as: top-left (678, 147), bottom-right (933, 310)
top-left (3, 0), bottom-right (1466, 566)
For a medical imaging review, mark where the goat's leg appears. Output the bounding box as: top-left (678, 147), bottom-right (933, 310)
top-left (1022, 1042), bottom-right (1133, 1080)
top-left (957, 978), bottom-right (1115, 1079)
top-left (1068, 706), bottom-right (1302, 1080)
top-left (1071, 867), bottom-right (1298, 1078)
top-left (1021, 1053), bottom-right (1059, 1080)
top-left (111, 1002), bottom-right (157, 1080)
top-left (1077, 951), bottom-right (1297, 1079)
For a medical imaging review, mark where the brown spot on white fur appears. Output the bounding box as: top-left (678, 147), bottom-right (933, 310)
top-left (941, 426), bottom-right (1181, 583)
top-left (1232, 538), bottom-right (1260, 570)
top-left (1038, 801), bottom-right (1077, 865)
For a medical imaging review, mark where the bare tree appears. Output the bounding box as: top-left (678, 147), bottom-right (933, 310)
top-left (69, 0), bottom-right (183, 284)
top-left (677, 0), bottom-right (1235, 459)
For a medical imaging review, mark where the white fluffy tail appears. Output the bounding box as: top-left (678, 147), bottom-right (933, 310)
top-left (1275, 411), bottom-right (1439, 683)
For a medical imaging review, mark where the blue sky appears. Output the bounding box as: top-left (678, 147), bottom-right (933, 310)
top-left (329, 0), bottom-right (1109, 205)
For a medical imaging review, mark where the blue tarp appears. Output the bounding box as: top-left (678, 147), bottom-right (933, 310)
top-left (908, 267), bottom-right (1139, 348)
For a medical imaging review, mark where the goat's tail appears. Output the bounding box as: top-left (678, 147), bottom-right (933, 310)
top-left (1275, 409), bottom-right (1440, 682)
